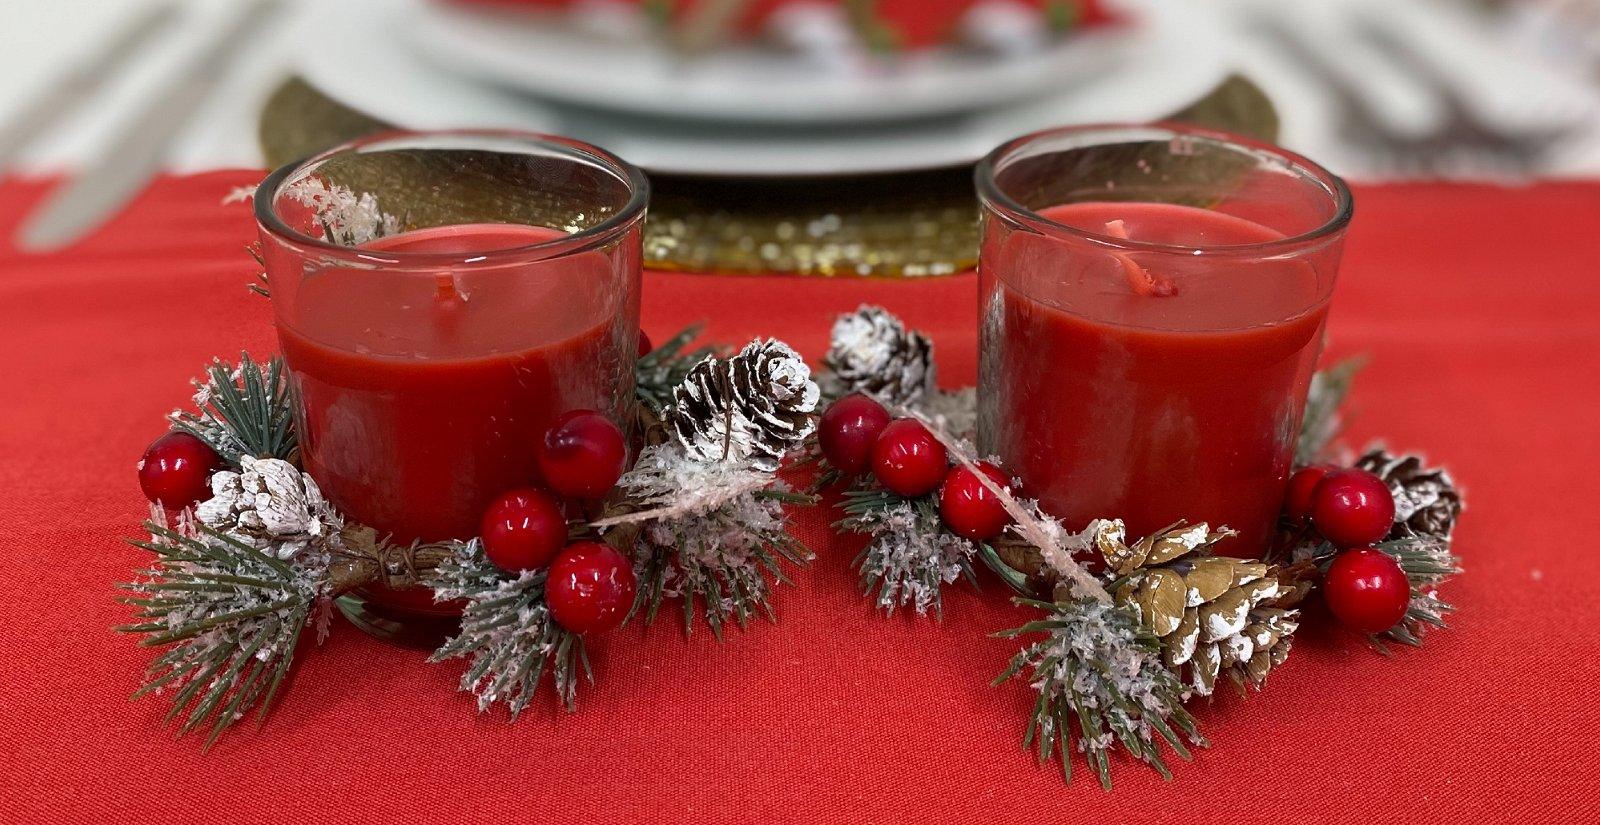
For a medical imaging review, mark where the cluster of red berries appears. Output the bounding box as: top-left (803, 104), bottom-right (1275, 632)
top-left (1284, 465), bottom-right (1410, 635)
top-left (481, 410), bottom-right (637, 636)
top-left (819, 394), bottom-right (1013, 541)
top-left (136, 411), bottom-right (638, 636)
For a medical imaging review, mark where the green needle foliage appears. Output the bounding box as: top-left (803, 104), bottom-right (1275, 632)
top-left (837, 486), bottom-right (978, 618)
top-left (117, 522), bottom-right (321, 748)
top-left (1296, 356), bottom-right (1365, 466)
top-left (631, 508), bottom-right (811, 641)
top-left (427, 541), bottom-right (588, 716)
top-left (1303, 534), bottom-right (1461, 648)
top-left (995, 597), bottom-right (1204, 791)
top-left (1380, 535), bottom-right (1461, 647)
top-left (170, 354), bottom-right (298, 467)
top-left (635, 324), bottom-right (721, 414)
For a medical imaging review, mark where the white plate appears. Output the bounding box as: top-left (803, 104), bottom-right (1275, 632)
top-left (406, 0), bottom-right (1134, 125)
top-left (297, 0), bottom-right (1230, 177)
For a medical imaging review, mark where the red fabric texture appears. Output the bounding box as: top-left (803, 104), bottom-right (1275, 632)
top-left (0, 171), bottom-right (1595, 822)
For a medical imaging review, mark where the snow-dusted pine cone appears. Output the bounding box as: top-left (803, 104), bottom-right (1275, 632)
top-left (194, 455), bottom-right (342, 559)
top-left (1095, 520), bottom-right (1299, 696)
top-left (664, 339), bottom-right (820, 471)
top-left (822, 305), bottom-right (935, 406)
top-left (1355, 448), bottom-right (1462, 540)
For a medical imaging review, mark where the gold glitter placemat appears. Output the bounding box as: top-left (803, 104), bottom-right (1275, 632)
top-left (259, 76), bottom-right (1275, 278)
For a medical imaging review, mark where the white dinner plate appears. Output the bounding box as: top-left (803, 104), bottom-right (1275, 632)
top-left (297, 0), bottom-right (1230, 177)
top-left (405, 0), bottom-right (1135, 125)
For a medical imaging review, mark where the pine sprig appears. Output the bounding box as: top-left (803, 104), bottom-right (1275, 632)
top-left (427, 540), bottom-right (589, 716)
top-left (838, 487), bottom-right (977, 617)
top-left (631, 501), bottom-right (811, 639)
top-left (116, 521), bottom-right (323, 747)
top-left (1296, 356), bottom-right (1365, 465)
top-left (636, 324), bottom-right (721, 414)
top-left (1377, 535), bottom-right (1460, 647)
top-left (602, 442), bottom-right (814, 639)
top-left (995, 597), bottom-right (1203, 790)
top-left (170, 354), bottom-right (298, 467)
top-left (1295, 534), bottom-right (1461, 648)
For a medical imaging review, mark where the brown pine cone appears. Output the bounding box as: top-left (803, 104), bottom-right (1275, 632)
top-left (664, 339), bottom-right (820, 471)
top-left (822, 305), bottom-right (936, 406)
top-left (1355, 448), bottom-right (1462, 540)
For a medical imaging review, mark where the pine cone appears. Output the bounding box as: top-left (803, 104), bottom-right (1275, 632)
top-left (194, 455), bottom-right (342, 559)
top-left (1355, 448), bottom-right (1462, 540)
top-left (822, 305), bottom-right (935, 406)
top-left (1094, 520), bottom-right (1299, 696)
top-left (664, 339), bottom-right (820, 471)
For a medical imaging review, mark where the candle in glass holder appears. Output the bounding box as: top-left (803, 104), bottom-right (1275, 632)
top-left (256, 131), bottom-right (647, 640)
top-left (976, 124), bottom-right (1352, 555)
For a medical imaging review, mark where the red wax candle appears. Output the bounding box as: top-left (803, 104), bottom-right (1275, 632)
top-left (272, 223), bottom-right (638, 616)
top-left (277, 224), bottom-right (627, 543)
top-left (976, 124), bottom-right (1351, 555)
top-left (982, 203), bottom-right (1327, 553)
top-left (256, 130), bottom-right (649, 635)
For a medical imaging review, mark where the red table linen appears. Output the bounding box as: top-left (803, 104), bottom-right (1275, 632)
top-left (1, 171), bottom-right (1595, 822)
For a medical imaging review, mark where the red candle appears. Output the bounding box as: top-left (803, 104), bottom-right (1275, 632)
top-left (277, 224), bottom-right (628, 544)
top-left (977, 125), bottom-right (1351, 555)
top-left (256, 131), bottom-right (648, 635)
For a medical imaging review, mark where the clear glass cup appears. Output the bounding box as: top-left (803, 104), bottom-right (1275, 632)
top-left (254, 130), bottom-right (647, 642)
top-left (976, 123), bottom-right (1353, 555)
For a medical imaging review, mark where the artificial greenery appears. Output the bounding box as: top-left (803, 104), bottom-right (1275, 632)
top-left (995, 596), bottom-right (1203, 791)
top-left (117, 522), bottom-right (319, 748)
top-left (427, 540), bottom-right (589, 715)
top-left (635, 323), bottom-right (721, 415)
top-left (1296, 356), bottom-right (1365, 465)
top-left (169, 353), bottom-right (298, 467)
top-left (838, 486), bottom-right (978, 618)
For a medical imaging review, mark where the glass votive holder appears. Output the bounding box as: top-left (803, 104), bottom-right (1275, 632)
top-left (975, 123), bottom-right (1353, 555)
top-left (254, 130), bottom-right (647, 641)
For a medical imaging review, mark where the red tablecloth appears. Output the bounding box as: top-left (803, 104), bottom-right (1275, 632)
top-left (1, 172), bottom-right (1595, 822)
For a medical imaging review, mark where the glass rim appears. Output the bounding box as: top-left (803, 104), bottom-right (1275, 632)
top-left (974, 122), bottom-right (1354, 256)
top-left (253, 128), bottom-right (651, 268)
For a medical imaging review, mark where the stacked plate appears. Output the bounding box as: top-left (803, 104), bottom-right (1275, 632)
top-left (299, 0), bottom-right (1230, 177)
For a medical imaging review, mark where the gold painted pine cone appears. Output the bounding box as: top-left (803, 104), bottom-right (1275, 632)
top-left (1097, 520), bottom-right (1301, 697)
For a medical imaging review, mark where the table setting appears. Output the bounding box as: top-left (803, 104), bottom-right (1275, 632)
top-left (1, 0), bottom-right (1597, 822)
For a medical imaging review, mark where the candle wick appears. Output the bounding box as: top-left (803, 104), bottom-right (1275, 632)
top-left (1103, 220), bottom-right (1177, 298)
top-left (434, 274), bottom-right (469, 303)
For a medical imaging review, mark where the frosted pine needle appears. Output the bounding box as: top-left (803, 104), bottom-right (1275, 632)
top-left (1377, 535), bottom-right (1461, 648)
top-left (609, 443), bottom-right (812, 638)
top-left (635, 324), bottom-right (722, 414)
top-left (427, 540), bottom-right (588, 716)
top-left (838, 490), bottom-right (976, 617)
top-left (281, 177), bottom-right (399, 246)
top-left (117, 522), bottom-right (326, 748)
top-left (995, 597), bottom-right (1203, 790)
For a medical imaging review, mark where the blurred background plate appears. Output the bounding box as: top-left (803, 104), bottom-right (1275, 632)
top-left (406, 0), bottom-right (1131, 124)
top-left (298, 0), bottom-right (1229, 176)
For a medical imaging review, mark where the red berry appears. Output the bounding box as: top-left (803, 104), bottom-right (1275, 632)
top-left (1322, 547), bottom-right (1411, 634)
top-left (538, 410), bottom-right (627, 499)
top-left (1284, 465), bottom-right (1332, 523)
top-left (939, 462), bottom-right (1013, 541)
top-left (137, 431), bottom-right (219, 509)
top-left (1310, 468), bottom-right (1396, 547)
top-left (638, 331), bottom-right (653, 357)
top-left (818, 393), bottom-right (892, 475)
top-left (481, 488), bottom-right (567, 573)
top-left (870, 418), bottom-right (948, 497)
top-left (546, 541), bottom-right (637, 634)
